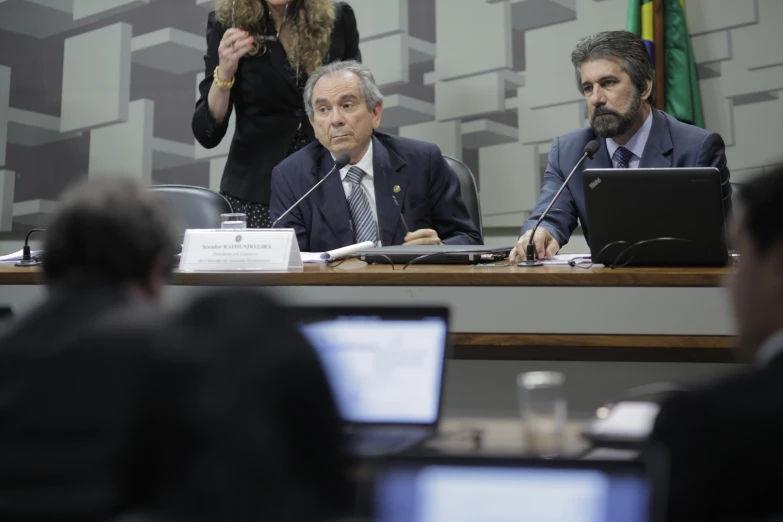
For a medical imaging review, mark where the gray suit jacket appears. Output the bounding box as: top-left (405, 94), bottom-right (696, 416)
top-left (520, 108), bottom-right (732, 246)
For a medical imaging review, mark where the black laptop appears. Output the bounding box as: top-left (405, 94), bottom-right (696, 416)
top-left (582, 167), bottom-right (729, 267)
top-left (373, 454), bottom-right (664, 522)
top-left (356, 245), bottom-right (512, 265)
top-left (294, 306), bottom-right (449, 457)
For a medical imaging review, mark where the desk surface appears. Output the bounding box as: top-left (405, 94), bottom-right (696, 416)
top-left (0, 260), bottom-right (729, 287)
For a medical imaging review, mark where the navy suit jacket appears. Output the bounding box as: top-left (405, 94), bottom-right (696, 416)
top-left (270, 132), bottom-right (482, 252)
top-left (520, 109), bottom-right (732, 246)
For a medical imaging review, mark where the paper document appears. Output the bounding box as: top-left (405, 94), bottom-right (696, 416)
top-left (301, 241), bottom-right (375, 263)
top-left (540, 254), bottom-right (591, 265)
top-left (589, 401), bottom-right (660, 439)
top-left (0, 249), bottom-right (43, 263)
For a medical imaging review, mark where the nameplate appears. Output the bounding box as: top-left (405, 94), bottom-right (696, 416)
top-left (179, 229), bottom-right (303, 271)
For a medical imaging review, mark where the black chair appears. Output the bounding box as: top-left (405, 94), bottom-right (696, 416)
top-left (443, 155), bottom-right (483, 241)
top-left (149, 185), bottom-right (232, 239)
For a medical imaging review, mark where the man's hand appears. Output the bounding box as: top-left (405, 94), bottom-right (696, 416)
top-left (508, 228), bottom-right (560, 262)
top-left (403, 229), bottom-right (442, 246)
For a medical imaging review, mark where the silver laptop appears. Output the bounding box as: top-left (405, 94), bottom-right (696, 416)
top-left (374, 455), bottom-right (661, 522)
top-left (294, 306), bottom-right (449, 457)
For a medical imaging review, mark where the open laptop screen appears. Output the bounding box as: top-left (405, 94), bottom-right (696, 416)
top-left (295, 308), bottom-right (448, 425)
top-left (375, 459), bottom-right (652, 522)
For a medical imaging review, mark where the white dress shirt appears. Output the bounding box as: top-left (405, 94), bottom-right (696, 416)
top-left (606, 110), bottom-right (653, 169)
top-left (333, 142), bottom-right (380, 244)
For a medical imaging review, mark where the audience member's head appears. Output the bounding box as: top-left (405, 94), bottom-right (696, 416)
top-left (304, 59), bottom-right (384, 164)
top-left (43, 177), bottom-right (177, 301)
top-left (728, 166), bottom-right (783, 354)
top-left (172, 289), bottom-right (350, 522)
top-left (570, 30), bottom-right (654, 139)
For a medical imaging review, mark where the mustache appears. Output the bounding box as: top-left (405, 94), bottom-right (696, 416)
top-left (592, 107), bottom-right (621, 118)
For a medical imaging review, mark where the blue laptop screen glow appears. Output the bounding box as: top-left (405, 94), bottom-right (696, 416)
top-left (375, 465), bottom-right (651, 522)
top-left (299, 315), bottom-right (447, 424)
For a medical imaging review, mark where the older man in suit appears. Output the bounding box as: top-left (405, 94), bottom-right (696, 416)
top-left (509, 30), bottom-right (732, 261)
top-left (270, 60), bottom-right (481, 252)
top-left (648, 167), bottom-right (783, 522)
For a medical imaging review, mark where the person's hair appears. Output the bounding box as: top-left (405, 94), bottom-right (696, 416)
top-left (571, 30), bottom-right (655, 106)
top-left (738, 165), bottom-right (783, 255)
top-left (214, 0), bottom-right (336, 76)
top-left (43, 177), bottom-right (177, 287)
top-left (303, 60), bottom-right (383, 120)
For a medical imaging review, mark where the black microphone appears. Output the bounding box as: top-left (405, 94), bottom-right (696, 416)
top-left (518, 140), bottom-right (600, 267)
top-left (14, 228), bottom-right (45, 267)
top-left (270, 152), bottom-right (351, 229)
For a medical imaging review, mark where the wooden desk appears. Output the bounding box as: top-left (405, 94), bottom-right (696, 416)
top-left (0, 262), bottom-right (736, 362)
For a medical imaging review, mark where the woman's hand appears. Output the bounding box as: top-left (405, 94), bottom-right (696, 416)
top-left (217, 28), bottom-right (254, 81)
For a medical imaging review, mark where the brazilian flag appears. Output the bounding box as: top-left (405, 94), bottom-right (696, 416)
top-left (627, 0), bottom-right (704, 128)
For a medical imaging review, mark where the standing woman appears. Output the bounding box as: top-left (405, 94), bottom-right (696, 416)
top-left (193, 0), bottom-right (361, 228)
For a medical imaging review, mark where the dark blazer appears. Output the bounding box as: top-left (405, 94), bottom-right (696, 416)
top-left (270, 132), bottom-right (483, 252)
top-left (649, 348), bottom-right (783, 522)
top-left (0, 283), bottom-right (173, 522)
top-left (520, 109), bottom-right (732, 246)
top-left (192, 3), bottom-right (361, 204)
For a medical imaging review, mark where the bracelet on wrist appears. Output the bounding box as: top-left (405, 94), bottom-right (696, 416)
top-left (213, 65), bottom-right (235, 90)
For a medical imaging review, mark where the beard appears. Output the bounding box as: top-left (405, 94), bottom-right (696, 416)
top-left (589, 89), bottom-right (642, 138)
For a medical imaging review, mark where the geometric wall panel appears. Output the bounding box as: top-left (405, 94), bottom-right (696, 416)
top-left (88, 99), bottom-right (153, 184)
top-left (131, 28), bottom-right (205, 75)
top-left (400, 120), bottom-right (462, 158)
top-left (73, 0), bottom-right (150, 21)
top-left (0, 169), bottom-right (14, 231)
top-left (61, 23), bottom-right (132, 133)
top-left (0, 65), bottom-right (9, 167)
top-left (350, 0), bottom-right (408, 38)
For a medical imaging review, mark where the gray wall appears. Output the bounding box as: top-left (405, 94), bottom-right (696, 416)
top-left (1, 0), bottom-right (781, 233)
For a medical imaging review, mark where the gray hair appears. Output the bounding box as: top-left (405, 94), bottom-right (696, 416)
top-left (571, 30), bottom-right (655, 106)
top-left (303, 60), bottom-right (384, 120)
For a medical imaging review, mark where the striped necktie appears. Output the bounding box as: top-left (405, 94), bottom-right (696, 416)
top-left (345, 166), bottom-right (378, 245)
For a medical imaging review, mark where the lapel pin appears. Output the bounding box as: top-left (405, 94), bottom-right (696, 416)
top-left (393, 185), bottom-right (401, 193)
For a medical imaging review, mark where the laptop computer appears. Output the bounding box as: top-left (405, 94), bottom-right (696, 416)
top-left (373, 454), bottom-right (663, 522)
top-left (294, 306), bottom-right (449, 457)
top-left (356, 245), bottom-right (512, 265)
top-left (582, 167), bottom-right (729, 267)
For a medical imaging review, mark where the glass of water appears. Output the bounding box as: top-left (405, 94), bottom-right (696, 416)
top-left (517, 371), bottom-right (567, 456)
top-left (220, 213), bottom-right (247, 229)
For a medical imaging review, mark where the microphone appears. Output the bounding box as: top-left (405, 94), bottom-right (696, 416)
top-left (518, 140), bottom-right (600, 267)
top-left (14, 228), bottom-right (45, 267)
top-left (270, 152), bottom-right (351, 229)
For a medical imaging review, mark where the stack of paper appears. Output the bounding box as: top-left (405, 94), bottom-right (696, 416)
top-left (0, 249), bottom-right (43, 263)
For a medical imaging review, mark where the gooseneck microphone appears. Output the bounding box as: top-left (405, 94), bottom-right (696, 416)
top-left (271, 152), bottom-right (351, 229)
top-left (518, 140), bottom-right (600, 267)
top-left (14, 228), bottom-right (45, 267)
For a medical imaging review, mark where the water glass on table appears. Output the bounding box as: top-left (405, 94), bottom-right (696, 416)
top-left (517, 370), bottom-right (567, 456)
top-left (220, 213), bottom-right (247, 229)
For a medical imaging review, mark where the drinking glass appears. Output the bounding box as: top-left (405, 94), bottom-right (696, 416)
top-left (517, 371), bottom-right (567, 456)
top-left (220, 213), bottom-right (247, 229)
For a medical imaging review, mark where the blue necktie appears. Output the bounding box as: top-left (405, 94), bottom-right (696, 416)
top-left (613, 146), bottom-right (634, 169)
top-left (345, 166), bottom-right (378, 245)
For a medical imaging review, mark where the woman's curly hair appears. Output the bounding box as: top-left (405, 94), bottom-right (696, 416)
top-left (214, 0), bottom-right (336, 76)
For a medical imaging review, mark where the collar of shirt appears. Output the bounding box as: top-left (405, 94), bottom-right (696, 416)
top-left (606, 109), bottom-right (653, 167)
top-left (335, 140), bottom-right (374, 182)
top-left (755, 329), bottom-right (783, 366)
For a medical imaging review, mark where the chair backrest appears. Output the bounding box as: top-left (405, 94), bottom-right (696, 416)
top-left (443, 155), bottom-right (483, 241)
top-left (148, 185), bottom-right (232, 239)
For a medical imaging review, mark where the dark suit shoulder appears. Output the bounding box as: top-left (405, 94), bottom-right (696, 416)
top-left (374, 131), bottom-right (440, 161)
top-left (658, 110), bottom-right (720, 154)
top-left (274, 141), bottom-right (324, 176)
